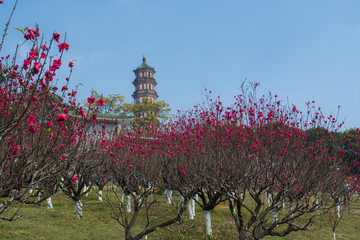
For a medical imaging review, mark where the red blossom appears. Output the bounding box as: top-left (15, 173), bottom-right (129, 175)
top-left (24, 28), bottom-right (39, 40)
top-left (31, 62), bottom-right (41, 74)
top-left (52, 59), bottom-right (62, 69)
top-left (97, 99), bottom-right (105, 106)
top-left (23, 59), bottom-right (31, 70)
top-left (10, 145), bottom-right (21, 157)
top-left (78, 108), bottom-right (87, 118)
top-left (87, 97), bottom-right (95, 104)
top-left (56, 113), bottom-right (68, 123)
top-left (61, 85), bottom-right (68, 92)
top-left (71, 175), bottom-right (78, 185)
top-left (40, 52), bottom-right (47, 59)
top-left (28, 48), bottom-right (38, 60)
top-left (58, 42), bottom-right (70, 52)
top-left (53, 32), bottom-right (61, 42)
top-left (27, 115), bottom-right (37, 126)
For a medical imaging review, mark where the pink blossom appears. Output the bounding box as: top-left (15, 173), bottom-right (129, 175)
top-left (52, 59), bottom-right (62, 68)
top-left (10, 145), bottom-right (21, 157)
top-left (45, 71), bottom-right (53, 81)
top-left (61, 154), bottom-right (67, 160)
top-left (78, 108), bottom-right (87, 118)
top-left (69, 61), bottom-right (74, 68)
top-left (24, 28), bottom-right (39, 40)
top-left (40, 52), bottom-right (46, 59)
top-left (56, 113), bottom-right (68, 123)
top-left (61, 85), bottom-right (68, 92)
top-left (58, 42), bottom-right (70, 52)
top-left (27, 125), bottom-right (40, 133)
top-left (29, 48), bottom-right (38, 60)
top-left (23, 59), bottom-right (31, 70)
top-left (87, 97), bottom-right (95, 104)
top-left (101, 174), bottom-right (105, 183)
top-left (71, 175), bottom-right (77, 185)
top-left (97, 99), bottom-right (105, 106)
top-left (32, 62), bottom-right (41, 74)
top-left (53, 32), bottom-right (61, 43)
top-left (27, 115), bottom-right (37, 126)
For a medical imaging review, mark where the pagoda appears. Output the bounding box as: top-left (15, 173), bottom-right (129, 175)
top-left (132, 55), bottom-right (158, 104)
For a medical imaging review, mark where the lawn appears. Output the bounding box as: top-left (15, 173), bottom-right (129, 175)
top-left (0, 190), bottom-right (359, 240)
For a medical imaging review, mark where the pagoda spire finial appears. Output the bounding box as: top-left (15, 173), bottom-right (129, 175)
top-left (143, 54), bottom-right (146, 63)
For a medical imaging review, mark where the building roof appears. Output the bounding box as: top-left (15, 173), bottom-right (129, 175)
top-left (133, 55), bottom-right (155, 72)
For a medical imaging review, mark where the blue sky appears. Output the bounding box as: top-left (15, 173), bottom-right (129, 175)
top-left (1, 0), bottom-right (359, 129)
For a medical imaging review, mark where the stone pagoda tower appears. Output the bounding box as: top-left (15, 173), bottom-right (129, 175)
top-left (132, 55), bottom-right (158, 104)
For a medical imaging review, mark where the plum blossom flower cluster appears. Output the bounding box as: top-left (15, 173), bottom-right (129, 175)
top-left (0, 27), bottom-right (100, 222)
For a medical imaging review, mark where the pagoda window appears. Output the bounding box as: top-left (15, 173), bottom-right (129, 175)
top-left (140, 72), bottom-right (143, 77)
top-left (149, 84), bottom-right (151, 90)
top-left (148, 72), bottom-right (150, 77)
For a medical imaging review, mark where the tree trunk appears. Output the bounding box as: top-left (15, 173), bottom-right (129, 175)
top-left (203, 210), bottom-right (212, 235)
top-left (98, 190), bottom-right (103, 201)
top-left (230, 198), bottom-right (236, 214)
top-left (83, 185), bottom-right (89, 196)
top-left (282, 198), bottom-right (286, 210)
top-left (187, 200), bottom-right (194, 219)
top-left (47, 197), bottom-right (53, 209)
top-left (125, 227), bottom-right (133, 240)
top-left (74, 200), bottom-right (82, 219)
top-left (36, 192), bottom-right (41, 202)
top-left (267, 193), bottom-right (272, 206)
top-left (126, 195), bottom-right (131, 213)
top-left (180, 194), bottom-right (184, 204)
top-left (166, 189), bottom-right (173, 204)
top-left (191, 198), bottom-right (196, 217)
top-left (272, 211), bottom-right (278, 223)
top-left (336, 202), bottom-right (340, 218)
top-left (289, 199), bottom-right (294, 217)
top-left (120, 187), bottom-right (124, 203)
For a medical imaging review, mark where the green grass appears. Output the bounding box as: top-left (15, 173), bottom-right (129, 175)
top-left (0, 191), bottom-right (359, 239)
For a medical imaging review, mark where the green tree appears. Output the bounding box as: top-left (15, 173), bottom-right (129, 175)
top-left (123, 98), bottom-right (171, 128)
top-left (84, 89), bottom-right (125, 114)
top-left (84, 90), bottom-right (170, 128)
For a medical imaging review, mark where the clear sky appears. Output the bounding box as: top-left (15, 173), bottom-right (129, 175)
top-left (1, 0), bottom-right (359, 129)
